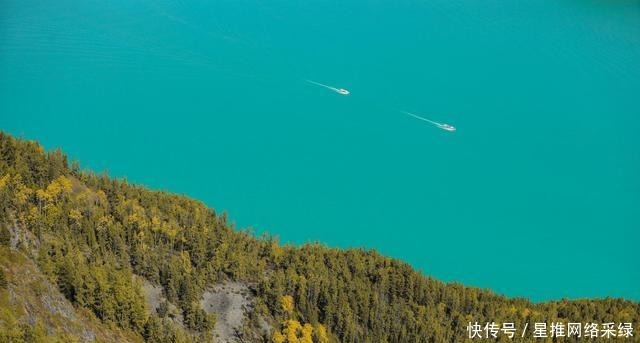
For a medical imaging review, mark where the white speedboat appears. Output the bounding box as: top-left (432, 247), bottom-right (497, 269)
top-left (306, 80), bottom-right (350, 95)
top-left (438, 123), bottom-right (456, 132)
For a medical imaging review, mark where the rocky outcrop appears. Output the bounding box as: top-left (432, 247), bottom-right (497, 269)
top-left (200, 282), bottom-right (253, 343)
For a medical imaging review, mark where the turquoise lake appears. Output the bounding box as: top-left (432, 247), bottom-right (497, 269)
top-left (1, 0), bottom-right (639, 302)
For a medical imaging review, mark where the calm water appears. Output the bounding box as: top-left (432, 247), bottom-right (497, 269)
top-left (1, 0), bottom-right (639, 302)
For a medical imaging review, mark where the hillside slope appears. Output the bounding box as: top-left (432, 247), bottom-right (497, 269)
top-left (0, 245), bottom-right (141, 342)
top-left (0, 132), bottom-right (638, 343)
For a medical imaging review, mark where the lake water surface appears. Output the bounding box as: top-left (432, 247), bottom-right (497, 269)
top-left (1, 0), bottom-right (639, 301)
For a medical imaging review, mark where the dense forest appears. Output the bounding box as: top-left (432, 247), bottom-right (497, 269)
top-left (0, 131), bottom-right (638, 342)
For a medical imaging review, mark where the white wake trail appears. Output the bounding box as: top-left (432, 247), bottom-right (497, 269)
top-left (305, 80), bottom-right (350, 95)
top-left (401, 111), bottom-right (441, 125)
top-left (401, 111), bottom-right (456, 132)
top-left (306, 79), bottom-right (339, 92)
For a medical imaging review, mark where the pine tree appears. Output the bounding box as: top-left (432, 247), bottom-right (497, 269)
top-left (0, 221), bottom-right (10, 247)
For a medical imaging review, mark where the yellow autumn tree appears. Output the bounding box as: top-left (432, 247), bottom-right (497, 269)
top-left (272, 331), bottom-right (286, 343)
top-left (46, 175), bottom-right (72, 201)
top-left (314, 324), bottom-right (329, 343)
top-left (0, 174), bottom-right (9, 190)
top-left (284, 319), bottom-right (302, 343)
top-left (272, 320), bottom-right (318, 343)
top-left (12, 175), bottom-right (33, 207)
top-left (272, 295), bottom-right (329, 343)
top-left (281, 295), bottom-right (294, 315)
top-left (300, 323), bottom-right (313, 343)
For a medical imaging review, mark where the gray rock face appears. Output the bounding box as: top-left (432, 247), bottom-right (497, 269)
top-left (140, 278), bottom-right (184, 326)
top-left (200, 282), bottom-right (252, 343)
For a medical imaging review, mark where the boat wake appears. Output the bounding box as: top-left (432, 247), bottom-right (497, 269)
top-left (306, 80), bottom-right (350, 95)
top-left (401, 111), bottom-right (456, 132)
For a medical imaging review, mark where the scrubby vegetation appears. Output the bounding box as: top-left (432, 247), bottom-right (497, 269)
top-left (0, 131), bottom-right (638, 342)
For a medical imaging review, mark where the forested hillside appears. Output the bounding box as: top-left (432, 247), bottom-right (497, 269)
top-left (0, 131), bottom-right (638, 343)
